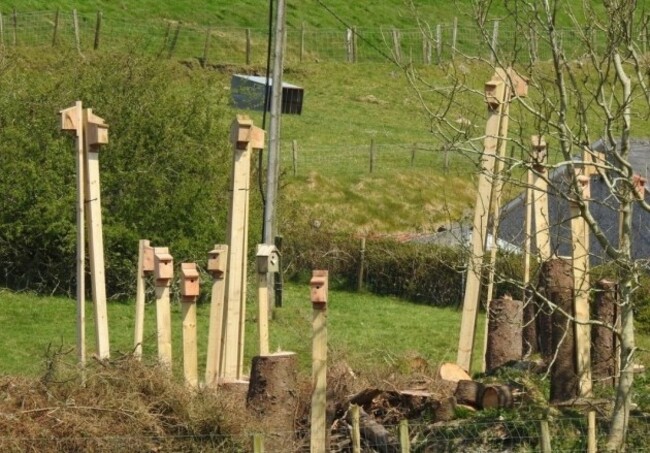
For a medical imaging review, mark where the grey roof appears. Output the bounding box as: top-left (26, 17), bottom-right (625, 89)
top-left (498, 139), bottom-right (650, 264)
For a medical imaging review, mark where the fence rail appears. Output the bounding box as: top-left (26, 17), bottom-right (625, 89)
top-left (2, 10), bottom-right (649, 65)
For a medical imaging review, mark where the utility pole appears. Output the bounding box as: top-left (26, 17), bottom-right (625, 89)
top-left (264, 0), bottom-right (286, 245)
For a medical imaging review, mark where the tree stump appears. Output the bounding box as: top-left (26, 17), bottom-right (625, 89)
top-left (480, 384), bottom-right (514, 409)
top-left (540, 258), bottom-right (578, 403)
top-left (486, 295), bottom-right (523, 372)
top-left (246, 352), bottom-right (298, 450)
top-left (454, 380), bottom-right (484, 408)
top-left (592, 279), bottom-right (618, 386)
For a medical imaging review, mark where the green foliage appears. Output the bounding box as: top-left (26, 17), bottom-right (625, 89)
top-left (0, 49), bottom-right (239, 296)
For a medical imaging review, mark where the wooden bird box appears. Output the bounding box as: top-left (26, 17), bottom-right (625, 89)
top-left (230, 115), bottom-right (265, 150)
top-left (180, 263), bottom-right (200, 298)
top-left (570, 174), bottom-right (591, 204)
top-left (310, 270), bottom-right (329, 307)
top-left (634, 175), bottom-right (647, 199)
top-left (59, 103), bottom-right (82, 133)
top-left (256, 244), bottom-right (280, 274)
top-left (484, 80), bottom-right (505, 110)
top-left (207, 245), bottom-right (228, 278)
top-left (531, 135), bottom-right (547, 172)
top-left (154, 250), bottom-right (174, 282)
top-left (508, 70), bottom-right (529, 98)
top-left (87, 121), bottom-right (109, 147)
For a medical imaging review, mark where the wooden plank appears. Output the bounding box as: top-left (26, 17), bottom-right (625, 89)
top-left (310, 270), bottom-right (328, 453)
top-left (154, 247), bottom-right (173, 369)
top-left (134, 239), bottom-right (150, 360)
top-left (531, 136), bottom-right (551, 262)
top-left (399, 419), bottom-right (410, 453)
top-left (205, 244), bottom-right (228, 386)
top-left (222, 116), bottom-right (255, 380)
top-left (456, 70), bottom-right (508, 373)
top-left (350, 404), bottom-right (361, 453)
top-left (258, 271), bottom-right (270, 356)
top-left (60, 101), bottom-right (85, 368)
top-left (83, 108), bottom-right (110, 360)
top-left (182, 300), bottom-right (198, 387)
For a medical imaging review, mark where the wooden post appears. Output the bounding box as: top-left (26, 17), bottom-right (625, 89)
top-left (59, 101), bottom-right (85, 369)
top-left (490, 20), bottom-right (499, 64)
top-left (253, 433), bottom-right (265, 453)
top-left (222, 116), bottom-right (265, 380)
top-left (52, 9), bottom-right (59, 47)
top-left (346, 28), bottom-right (353, 63)
top-left (392, 29), bottom-right (401, 63)
top-left (451, 17), bottom-right (458, 57)
top-left (154, 247), bottom-right (173, 368)
top-left (11, 8), bottom-right (16, 46)
top-left (180, 263), bottom-right (200, 388)
top-left (357, 237), bottom-right (366, 291)
top-left (256, 244), bottom-right (280, 356)
top-left (134, 239), bottom-right (153, 359)
top-left (457, 69), bottom-right (525, 373)
top-left (292, 139), bottom-right (298, 176)
top-left (435, 24), bottom-right (442, 64)
top-left (202, 28), bottom-right (211, 67)
top-left (300, 22), bottom-right (305, 63)
top-left (0, 13), bottom-right (4, 50)
top-left (205, 244), bottom-right (228, 386)
top-left (93, 11), bottom-right (102, 50)
top-left (350, 404), bottom-right (361, 453)
top-left (410, 143), bottom-right (417, 167)
top-left (83, 108), bottom-right (110, 359)
top-left (245, 28), bottom-right (251, 65)
top-left (352, 26), bottom-right (358, 63)
top-left (399, 419), bottom-right (410, 453)
top-left (422, 29), bottom-right (431, 65)
top-left (310, 270), bottom-right (328, 453)
top-left (369, 138), bottom-right (375, 173)
top-left (539, 419), bottom-right (552, 453)
top-left (531, 136), bottom-right (551, 261)
top-left (72, 9), bottom-right (81, 55)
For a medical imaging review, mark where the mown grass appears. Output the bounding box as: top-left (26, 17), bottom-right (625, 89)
top-left (0, 283), bottom-right (486, 378)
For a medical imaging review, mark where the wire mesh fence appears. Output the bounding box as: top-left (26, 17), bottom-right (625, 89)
top-left (3, 9), bottom-right (649, 66)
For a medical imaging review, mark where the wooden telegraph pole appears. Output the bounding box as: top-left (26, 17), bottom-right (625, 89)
top-left (205, 244), bottom-right (228, 386)
top-left (180, 262), bottom-right (200, 388)
top-left (153, 247), bottom-right (174, 368)
top-left (60, 102), bottom-right (111, 362)
top-left (222, 116), bottom-right (265, 380)
top-left (456, 69), bottom-right (527, 373)
top-left (310, 270), bottom-right (329, 453)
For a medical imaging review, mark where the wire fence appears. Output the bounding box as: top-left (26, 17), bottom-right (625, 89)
top-left (5, 415), bottom-right (650, 452)
top-left (3, 9), bottom-right (650, 66)
top-left (279, 140), bottom-right (480, 178)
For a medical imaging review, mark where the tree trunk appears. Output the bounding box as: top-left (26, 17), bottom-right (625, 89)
top-left (486, 295), bottom-right (523, 372)
top-left (592, 279), bottom-right (618, 387)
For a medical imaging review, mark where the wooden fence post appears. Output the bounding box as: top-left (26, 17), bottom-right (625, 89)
top-left (52, 9), bottom-right (59, 47)
top-left (369, 139), bottom-right (376, 173)
top-left (300, 22), bottom-right (305, 62)
top-left (253, 433), bottom-right (265, 453)
top-left (422, 29), bottom-right (431, 65)
top-left (357, 237), bottom-right (366, 291)
top-left (154, 248), bottom-right (173, 369)
top-left (246, 28), bottom-right (252, 65)
top-left (539, 418), bottom-right (552, 453)
top-left (11, 8), bottom-right (16, 46)
top-left (134, 239), bottom-right (153, 360)
top-left (180, 262), bottom-right (200, 388)
top-left (392, 28), bottom-right (401, 63)
top-left (490, 20), bottom-right (499, 64)
top-left (310, 270), bottom-right (328, 453)
top-left (83, 108), bottom-right (110, 359)
top-left (399, 419), bottom-right (410, 453)
top-left (352, 26), bottom-right (358, 63)
top-left (410, 143), bottom-right (417, 167)
top-left (93, 11), bottom-right (102, 50)
top-left (451, 17), bottom-right (458, 56)
top-left (72, 9), bottom-right (82, 55)
top-left (346, 28), bottom-right (353, 63)
top-left (292, 139), bottom-right (298, 176)
top-left (350, 404), bottom-right (361, 453)
top-left (205, 244), bottom-right (228, 386)
top-left (202, 28), bottom-right (211, 68)
top-left (59, 101), bottom-right (86, 370)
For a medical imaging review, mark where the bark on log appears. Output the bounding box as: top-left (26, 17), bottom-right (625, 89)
top-left (346, 406), bottom-right (400, 453)
top-left (592, 279), bottom-right (618, 387)
top-left (540, 258), bottom-right (578, 403)
top-left (480, 384), bottom-right (514, 409)
top-left (536, 262), bottom-right (557, 362)
top-left (246, 352), bottom-right (298, 450)
top-left (454, 380), bottom-right (484, 407)
top-left (434, 396), bottom-right (457, 422)
top-left (486, 295), bottom-right (523, 372)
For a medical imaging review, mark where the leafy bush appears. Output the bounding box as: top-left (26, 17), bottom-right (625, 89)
top-left (0, 49), bottom-right (244, 297)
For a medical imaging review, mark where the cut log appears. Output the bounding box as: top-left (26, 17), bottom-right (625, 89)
top-left (454, 380), bottom-right (484, 407)
top-left (486, 295), bottom-right (523, 372)
top-left (434, 396), bottom-right (457, 422)
top-left (246, 352), bottom-right (298, 451)
top-left (346, 406), bottom-right (400, 453)
top-left (592, 279), bottom-right (618, 387)
top-left (438, 362), bottom-right (471, 382)
top-left (480, 384), bottom-right (514, 409)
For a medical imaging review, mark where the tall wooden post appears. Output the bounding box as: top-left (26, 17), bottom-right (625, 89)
top-left (222, 116), bottom-right (265, 380)
top-left (59, 101), bottom-right (85, 369)
top-left (310, 270), bottom-right (328, 453)
top-left (180, 263), bottom-right (200, 388)
top-left (531, 136), bottom-right (551, 261)
top-left (134, 239), bottom-right (153, 359)
top-left (154, 247), bottom-right (173, 368)
top-left (205, 245), bottom-right (228, 386)
top-left (256, 244), bottom-right (279, 356)
top-left (457, 69), bottom-right (527, 373)
top-left (83, 108), bottom-right (110, 360)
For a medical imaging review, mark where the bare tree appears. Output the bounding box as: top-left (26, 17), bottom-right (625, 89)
top-left (406, 0), bottom-right (649, 450)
